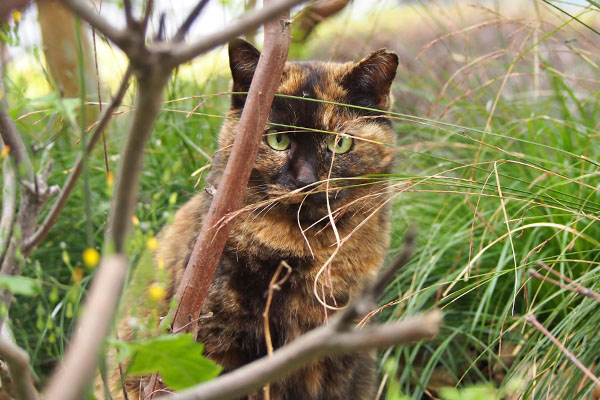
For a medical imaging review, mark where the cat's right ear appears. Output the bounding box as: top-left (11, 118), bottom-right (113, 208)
top-left (229, 39), bottom-right (261, 108)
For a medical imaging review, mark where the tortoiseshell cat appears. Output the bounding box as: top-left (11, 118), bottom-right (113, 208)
top-left (100, 39), bottom-right (398, 400)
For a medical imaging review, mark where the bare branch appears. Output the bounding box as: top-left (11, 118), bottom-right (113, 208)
top-left (22, 67), bottom-right (133, 256)
top-left (0, 105), bottom-right (34, 181)
top-left (107, 71), bottom-right (169, 253)
top-left (0, 336), bottom-right (38, 400)
top-left (526, 314), bottom-right (600, 388)
top-left (161, 310), bottom-right (442, 400)
top-left (123, 0), bottom-right (134, 27)
top-left (173, 0), bottom-right (210, 43)
top-left (43, 255), bottom-right (128, 400)
top-left (293, 0), bottom-right (350, 42)
top-left (59, 0), bottom-right (127, 50)
top-left (531, 261), bottom-right (600, 303)
top-left (171, 0), bottom-right (292, 335)
top-left (167, 0), bottom-right (305, 67)
top-left (0, 140), bottom-right (16, 262)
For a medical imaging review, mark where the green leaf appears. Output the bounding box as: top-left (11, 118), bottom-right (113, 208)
top-left (127, 334), bottom-right (221, 390)
top-left (0, 275), bottom-right (39, 296)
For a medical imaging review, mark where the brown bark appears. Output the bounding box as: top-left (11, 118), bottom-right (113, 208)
top-left (170, 0), bottom-right (291, 337)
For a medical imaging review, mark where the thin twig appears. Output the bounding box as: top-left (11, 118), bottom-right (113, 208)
top-left (526, 314), bottom-right (600, 388)
top-left (167, 0), bottom-right (305, 67)
top-left (22, 67), bottom-right (132, 255)
top-left (173, 0), bottom-right (210, 42)
top-left (530, 262), bottom-right (600, 303)
top-left (43, 255), bottom-right (128, 400)
top-left (0, 335), bottom-right (38, 400)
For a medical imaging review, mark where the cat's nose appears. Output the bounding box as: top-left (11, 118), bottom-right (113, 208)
top-left (294, 162), bottom-right (318, 190)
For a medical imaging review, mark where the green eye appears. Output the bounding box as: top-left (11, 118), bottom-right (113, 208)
top-left (266, 132), bottom-right (291, 151)
top-left (327, 135), bottom-right (353, 154)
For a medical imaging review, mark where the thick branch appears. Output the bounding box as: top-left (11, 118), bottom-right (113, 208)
top-left (167, 0), bottom-right (304, 67)
top-left (171, 0), bottom-right (291, 335)
top-left (162, 310), bottom-right (442, 400)
top-left (0, 324), bottom-right (38, 400)
top-left (22, 67), bottom-right (133, 256)
top-left (43, 255), bottom-right (128, 400)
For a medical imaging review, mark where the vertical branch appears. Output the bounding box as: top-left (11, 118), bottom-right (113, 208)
top-left (106, 71), bottom-right (169, 252)
top-left (0, 139), bottom-right (16, 261)
top-left (171, 0), bottom-right (291, 334)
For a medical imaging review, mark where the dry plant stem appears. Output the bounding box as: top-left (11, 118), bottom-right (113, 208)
top-left (171, 0), bottom-right (291, 334)
top-left (534, 261), bottom-right (600, 303)
top-left (526, 314), bottom-right (600, 388)
top-left (0, 336), bottom-right (38, 400)
top-left (43, 255), bottom-right (128, 400)
top-left (162, 310), bottom-right (442, 400)
top-left (529, 268), bottom-right (600, 303)
top-left (22, 67), bottom-right (133, 255)
top-left (0, 141), bottom-right (16, 261)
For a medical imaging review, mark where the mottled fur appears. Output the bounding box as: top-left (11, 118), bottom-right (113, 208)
top-left (98, 39), bottom-right (398, 400)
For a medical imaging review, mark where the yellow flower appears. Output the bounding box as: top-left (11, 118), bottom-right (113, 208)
top-left (131, 216), bottom-right (140, 226)
top-left (147, 283), bottom-right (166, 301)
top-left (1, 145), bottom-right (10, 159)
top-left (146, 237), bottom-right (159, 251)
top-left (82, 248), bottom-right (100, 268)
top-left (12, 11), bottom-right (21, 23)
top-left (72, 267), bottom-right (84, 284)
top-left (157, 257), bottom-right (165, 270)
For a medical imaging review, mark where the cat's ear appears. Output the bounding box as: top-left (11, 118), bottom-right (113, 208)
top-left (229, 39), bottom-right (261, 108)
top-left (341, 49), bottom-right (398, 110)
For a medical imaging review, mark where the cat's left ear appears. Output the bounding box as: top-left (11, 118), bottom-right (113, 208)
top-left (341, 49), bottom-right (399, 110)
top-left (229, 38), bottom-right (261, 108)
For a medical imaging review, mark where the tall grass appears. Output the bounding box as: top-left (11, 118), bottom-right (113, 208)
top-left (2, 1), bottom-right (599, 399)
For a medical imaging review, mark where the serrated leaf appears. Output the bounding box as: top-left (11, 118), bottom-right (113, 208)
top-left (127, 334), bottom-right (221, 390)
top-left (0, 275), bottom-right (39, 296)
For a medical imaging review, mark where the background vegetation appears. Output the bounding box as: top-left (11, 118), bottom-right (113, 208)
top-left (1, 0), bottom-right (599, 399)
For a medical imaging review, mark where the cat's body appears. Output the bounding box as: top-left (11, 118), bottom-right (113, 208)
top-left (99, 39), bottom-right (398, 400)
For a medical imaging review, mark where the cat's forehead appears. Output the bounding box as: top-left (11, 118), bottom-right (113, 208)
top-left (278, 61), bottom-right (351, 101)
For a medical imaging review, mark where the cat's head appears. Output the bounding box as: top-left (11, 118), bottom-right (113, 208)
top-left (213, 39), bottom-right (398, 223)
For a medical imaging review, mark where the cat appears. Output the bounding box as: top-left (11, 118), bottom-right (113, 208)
top-left (99, 38), bottom-right (398, 400)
